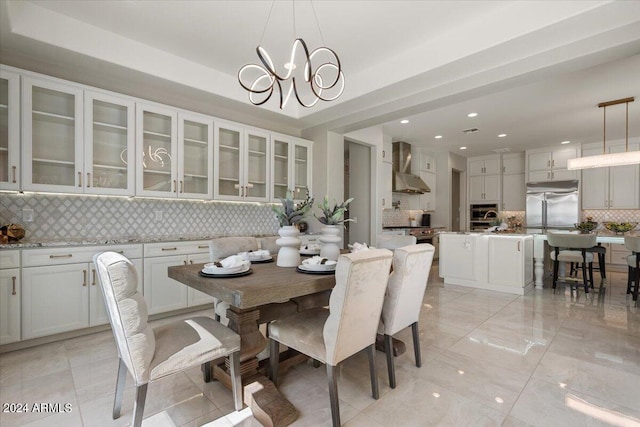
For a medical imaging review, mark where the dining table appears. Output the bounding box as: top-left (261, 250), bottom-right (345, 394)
top-left (168, 256), bottom-right (337, 427)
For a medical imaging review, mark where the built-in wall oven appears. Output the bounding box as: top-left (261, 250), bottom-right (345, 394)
top-left (469, 203), bottom-right (499, 231)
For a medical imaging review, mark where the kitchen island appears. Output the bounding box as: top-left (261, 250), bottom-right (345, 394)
top-left (439, 232), bottom-right (534, 295)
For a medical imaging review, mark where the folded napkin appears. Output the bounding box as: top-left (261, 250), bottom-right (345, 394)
top-left (219, 255), bottom-right (245, 268)
top-left (302, 256), bottom-right (337, 266)
top-left (238, 249), bottom-right (270, 260)
top-left (300, 243), bottom-right (321, 251)
top-left (350, 242), bottom-right (369, 252)
top-left (204, 255), bottom-right (247, 273)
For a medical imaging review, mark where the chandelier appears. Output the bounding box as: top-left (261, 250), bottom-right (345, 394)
top-left (568, 97), bottom-right (639, 170)
top-left (238, 1), bottom-right (345, 109)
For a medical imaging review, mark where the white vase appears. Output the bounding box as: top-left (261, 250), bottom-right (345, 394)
top-left (320, 225), bottom-right (342, 261)
top-left (276, 226), bottom-right (301, 267)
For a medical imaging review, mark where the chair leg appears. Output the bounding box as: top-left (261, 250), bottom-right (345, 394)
top-left (269, 338), bottom-right (279, 385)
top-left (384, 334), bottom-right (395, 389)
top-left (599, 252), bottom-right (607, 280)
top-left (202, 361), bottom-right (212, 383)
top-left (132, 384), bottom-right (148, 427)
top-left (628, 266), bottom-right (633, 294)
top-left (581, 251), bottom-right (588, 294)
top-left (552, 258), bottom-right (559, 290)
top-left (411, 322), bottom-right (422, 368)
top-left (367, 344), bottom-right (379, 399)
top-left (326, 364), bottom-right (341, 427)
top-left (588, 262), bottom-right (594, 289)
top-left (230, 351), bottom-right (243, 411)
top-left (113, 357), bottom-right (127, 419)
top-left (634, 257), bottom-right (640, 301)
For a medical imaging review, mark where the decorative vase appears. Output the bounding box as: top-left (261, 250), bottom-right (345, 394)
top-left (319, 225), bottom-right (342, 261)
top-left (276, 226), bottom-right (301, 267)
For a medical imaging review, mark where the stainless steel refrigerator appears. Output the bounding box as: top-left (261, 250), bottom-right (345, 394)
top-left (526, 180), bottom-right (579, 231)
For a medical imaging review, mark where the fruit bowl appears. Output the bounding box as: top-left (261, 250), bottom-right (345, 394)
top-left (574, 221), bottom-right (597, 233)
top-left (604, 222), bottom-right (637, 234)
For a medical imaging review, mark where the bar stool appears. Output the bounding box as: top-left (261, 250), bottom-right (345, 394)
top-left (547, 232), bottom-right (597, 294)
top-left (570, 244), bottom-right (607, 287)
top-left (624, 235), bottom-right (640, 301)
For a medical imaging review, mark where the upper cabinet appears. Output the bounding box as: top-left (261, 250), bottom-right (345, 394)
top-left (469, 155), bottom-right (500, 176)
top-left (382, 140), bottom-right (393, 164)
top-left (84, 91), bottom-right (135, 195)
top-left (501, 153), bottom-right (525, 211)
top-left (179, 112), bottom-right (213, 199)
top-left (0, 69), bottom-right (20, 191)
top-left (271, 135), bottom-right (312, 201)
top-left (581, 142), bottom-right (640, 209)
top-left (136, 103), bottom-right (178, 197)
top-left (526, 146), bottom-right (579, 182)
top-left (22, 77), bottom-right (84, 193)
top-left (215, 122), bottom-right (269, 201)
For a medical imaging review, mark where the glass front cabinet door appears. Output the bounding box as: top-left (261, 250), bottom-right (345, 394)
top-left (214, 122), bottom-right (270, 202)
top-left (271, 135), bottom-right (312, 201)
top-left (0, 69), bottom-right (20, 191)
top-left (84, 91), bottom-right (135, 195)
top-left (136, 104), bottom-right (178, 197)
top-left (22, 77), bottom-right (84, 193)
top-left (178, 112), bottom-right (213, 199)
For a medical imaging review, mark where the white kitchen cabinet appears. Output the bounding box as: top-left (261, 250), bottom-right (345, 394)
top-left (0, 250), bottom-right (20, 344)
top-left (419, 170), bottom-right (436, 210)
top-left (380, 161), bottom-right (393, 208)
top-left (0, 68), bottom-right (20, 191)
top-left (487, 236), bottom-right (533, 288)
top-left (143, 241), bottom-right (214, 315)
top-left (21, 244), bottom-right (142, 339)
top-left (382, 140), bottom-right (393, 164)
top-left (22, 76), bottom-right (84, 193)
top-left (469, 174), bottom-right (500, 202)
top-left (84, 91), bottom-right (136, 195)
top-left (502, 173), bottom-right (525, 210)
top-left (136, 103), bottom-right (178, 197)
top-left (215, 122), bottom-right (269, 201)
top-left (527, 146), bottom-right (579, 182)
top-left (469, 156), bottom-right (500, 176)
top-left (439, 234), bottom-right (476, 281)
top-left (179, 112), bottom-right (214, 199)
top-left (581, 142), bottom-right (639, 209)
top-left (271, 134), bottom-right (312, 201)
top-left (420, 149), bottom-right (436, 173)
top-left (502, 153), bottom-right (525, 174)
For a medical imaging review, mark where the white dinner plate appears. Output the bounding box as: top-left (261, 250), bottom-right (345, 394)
top-left (298, 263), bottom-right (336, 272)
top-left (202, 261), bottom-right (250, 275)
top-left (300, 248), bottom-right (321, 255)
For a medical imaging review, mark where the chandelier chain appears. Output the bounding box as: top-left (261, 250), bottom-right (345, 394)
top-left (310, 0), bottom-right (326, 45)
top-left (259, 0), bottom-right (276, 46)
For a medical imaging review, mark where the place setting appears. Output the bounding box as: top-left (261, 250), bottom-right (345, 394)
top-left (200, 255), bottom-right (253, 278)
top-left (238, 249), bottom-right (274, 264)
top-left (299, 243), bottom-right (321, 256)
top-left (296, 255), bottom-right (337, 275)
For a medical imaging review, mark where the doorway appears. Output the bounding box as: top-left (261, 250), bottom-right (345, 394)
top-left (344, 140), bottom-right (372, 244)
top-left (451, 170), bottom-right (461, 231)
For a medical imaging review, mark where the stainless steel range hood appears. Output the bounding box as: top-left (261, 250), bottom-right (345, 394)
top-left (392, 141), bottom-right (431, 194)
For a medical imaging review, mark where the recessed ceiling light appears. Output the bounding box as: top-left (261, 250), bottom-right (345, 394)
top-left (460, 146), bottom-right (467, 150)
top-left (561, 140), bottom-right (571, 144)
top-left (400, 119), bottom-right (409, 124)
top-left (434, 135), bottom-right (443, 139)
top-left (498, 133), bottom-right (507, 138)
top-left (467, 112), bottom-right (478, 118)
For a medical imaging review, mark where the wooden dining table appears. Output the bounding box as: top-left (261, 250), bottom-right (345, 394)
top-left (168, 257), bottom-right (336, 427)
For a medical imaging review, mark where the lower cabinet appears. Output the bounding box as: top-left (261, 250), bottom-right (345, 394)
top-left (487, 236), bottom-right (533, 289)
top-left (21, 244), bottom-right (142, 339)
top-left (0, 250), bottom-right (21, 345)
top-left (143, 241), bottom-right (214, 315)
top-left (439, 234), bottom-right (476, 281)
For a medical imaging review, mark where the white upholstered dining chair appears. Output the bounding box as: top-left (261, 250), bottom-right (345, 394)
top-left (268, 248), bottom-right (393, 427)
top-left (379, 243), bottom-right (435, 388)
top-left (547, 232), bottom-right (597, 293)
top-left (209, 236), bottom-right (260, 322)
top-left (624, 235), bottom-right (640, 301)
top-left (258, 235), bottom-right (280, 255)
top-left (377, 234), bottom-right (417, 250)
top-left (93, 252), bottom-right (243, 427)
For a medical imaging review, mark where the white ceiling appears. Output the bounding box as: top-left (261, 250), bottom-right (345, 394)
top-left (1, 0), bottom-right (640, 157)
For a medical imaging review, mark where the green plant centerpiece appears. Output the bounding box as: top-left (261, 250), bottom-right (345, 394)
top-left (575, 216), bottom-right (598, 233)
top-left (272, 189), bottom-right (314, 227)
top-left (604, 221), bottom-right (637, 234)
top-left (272, 189), bottom-right (314, 267)
top-left (315, 196), bottom-right (354, 226)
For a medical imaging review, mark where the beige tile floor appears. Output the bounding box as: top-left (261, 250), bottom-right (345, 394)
top-left (1, 263), bottom-right (639, 427)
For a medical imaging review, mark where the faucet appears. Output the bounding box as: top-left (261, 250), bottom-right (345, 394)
top-left (483, 209), bottom-right (499, 220)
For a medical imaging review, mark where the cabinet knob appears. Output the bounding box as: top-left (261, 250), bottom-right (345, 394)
top-left (83, 269), bottom-right (87, 286)
top-left (78, 171), bottom-right (82, 187)
top-left (180, 180), bottom-right (184, 193)
top-left (11, 276), bottom-right (16, 295)
top-left (173, 180), bottom-right (177, 193)
top-left (517, 241), bottom-right (521, 252)
top-left (161, 247), bottom-right (177, 251)
top-left (92, 269), bottom-right (97, 286)
top-left (86, 173), bottom-right (91, 188)
top-left (11, 166), bottom-right (16, 184)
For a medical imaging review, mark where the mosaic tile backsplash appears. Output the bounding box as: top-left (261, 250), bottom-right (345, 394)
top-left (0, 193), bottom-right (280, 242)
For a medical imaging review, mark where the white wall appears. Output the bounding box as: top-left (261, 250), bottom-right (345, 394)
top-left (346, 142), bottom-right (372, 244)
top-left (433, 151), bottom-right (467, 229)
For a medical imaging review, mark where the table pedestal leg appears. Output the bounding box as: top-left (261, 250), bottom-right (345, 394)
top-left (534, 256), bottom-right (544, 290)
top-left (213, 307), bottom-right (298, 427)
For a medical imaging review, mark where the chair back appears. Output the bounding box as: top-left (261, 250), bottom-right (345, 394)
top-left (624, 235), bottom-right (640, 253)
top-left (377, 234), bottom-right (417, 250)
top-left (381, 244), bottom-right (435, 336)
top-left (323, 248), bottom-right (393, 365)
top-left (547, 232), bottom-right (597, 249)
top-left (259, 236), bottom-right (280, 255)
top-left (93, 252), bottom-right (155, 385)
top-left (209, 236), bottom-right (259, 260)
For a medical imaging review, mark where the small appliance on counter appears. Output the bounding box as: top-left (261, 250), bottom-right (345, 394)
top-left (421, 213), bottom-right (431, 227)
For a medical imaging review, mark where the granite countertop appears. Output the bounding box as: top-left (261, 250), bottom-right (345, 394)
top-left (0, 233), bottom-right (279, 250)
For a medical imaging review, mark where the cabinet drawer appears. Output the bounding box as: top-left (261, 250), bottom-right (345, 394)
top-left (0, 250), bottom-right (20, 269)
top-left (144, 240), bottom-right (210, 257)
top-left (23, 244), bottom-right (143, 267)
